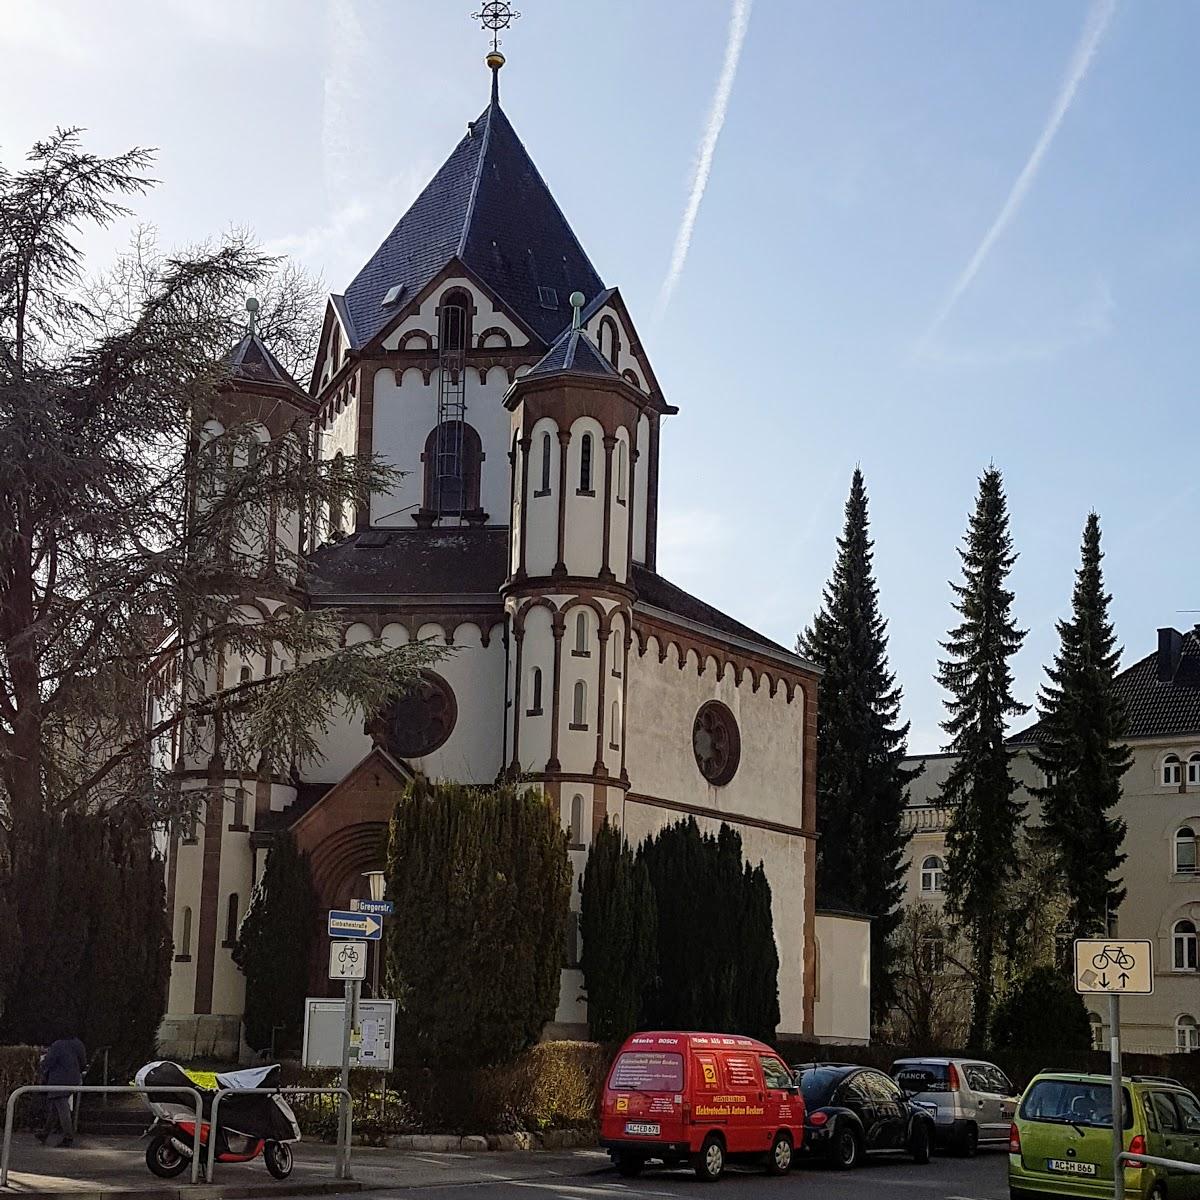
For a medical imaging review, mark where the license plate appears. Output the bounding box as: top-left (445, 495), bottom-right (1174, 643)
top-left (625, 1122), bottom-right (660, 1136)
top-left (1047, 1159), bottom-right (1097, 1176)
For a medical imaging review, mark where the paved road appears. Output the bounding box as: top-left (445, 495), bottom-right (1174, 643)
top-left (341, 1148), bottom-right (1011, 1200)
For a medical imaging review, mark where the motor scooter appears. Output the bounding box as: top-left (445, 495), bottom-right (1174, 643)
top-left (135, 1060), bottom-right (299, 1180)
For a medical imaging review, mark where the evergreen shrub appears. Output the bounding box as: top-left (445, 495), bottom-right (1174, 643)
top-left (990, 964), bottom-right (1093, 1058)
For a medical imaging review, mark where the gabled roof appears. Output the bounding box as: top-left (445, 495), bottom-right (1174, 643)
top-left (524, 326), bottom-right (620, 380)
top-left (341, 96), bottom-right (604, 351)
top-left (224, 331), bottom-right (306, 397)
top-left (1010, 626), bottom-right (1200, 744)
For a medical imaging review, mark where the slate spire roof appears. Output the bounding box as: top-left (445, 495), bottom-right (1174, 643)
top-left (524, 324), bottom-right (620, 380)
top-left (224, 331), bottom-right (306, 397)
top-left (339, 92), bottom-right (604, 351)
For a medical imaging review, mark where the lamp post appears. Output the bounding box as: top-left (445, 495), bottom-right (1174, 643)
top-left (362, 871), bottom-right (386, 997)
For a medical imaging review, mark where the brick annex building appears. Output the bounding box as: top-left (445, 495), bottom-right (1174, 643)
top-left (157, 54), bottom-right (870, 1059)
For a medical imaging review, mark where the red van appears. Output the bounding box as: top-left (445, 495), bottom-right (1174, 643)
top-left (600, 1032), bottom-right (804, 1181)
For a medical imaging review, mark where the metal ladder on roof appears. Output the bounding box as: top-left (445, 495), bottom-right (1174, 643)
top-left (433, 301), bottom-right (467, 522)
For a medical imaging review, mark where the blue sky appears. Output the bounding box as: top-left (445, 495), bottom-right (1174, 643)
top-left (4, 1), bottom-right (1197, 752)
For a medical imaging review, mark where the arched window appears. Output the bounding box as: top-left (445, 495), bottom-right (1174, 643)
top-left (538, 432), bottom-right (552, 494)
top-left (224, 893), bottom-right (240, 946)
top-left (920, 933), bottom-right (945, 976)
top-left (239, 664), bottom-right (251, 683)
top-left (528, 666), bottom-right (543, 715)
top-left (177, 906), bottom-right (193, 959)
top-left (1174, 919), bottom-right (1198, 971)
top-left (610, 700), bottom-right (620, 750)
top-left (1176, 827), bottom-right (1198, 874)
top-left (328, 450), bottom-right (346, 535)
top-left (616, 440), bottom-right (627, 503)
top-left (423, 421), bottom-right (483, 515)
top-left (1190, 754), bottom-right (1200, 786)
top-left (1178, 1015), bottom-right (1200, 1053)
top-left (598, 316), bottom-right (619, 367)
top-left (569, 794), bottom-right (584, 847)
top-left (1164, 754), bottom-right (1183, 786)
top-left (579, 433), bottom-right (593, 493)
top-left (571, 680), bottom-right (588, 729)
top-left (231, 788), bottom-right (246, 829)
top-left (920, 856), bottom-right (944, 894)
top-left (574, 611), bottom-right (589, 655)
top-left (438, 290), bottom-right (470, 355)
top-left (1088, 1011), bottom-right (1103, 1050)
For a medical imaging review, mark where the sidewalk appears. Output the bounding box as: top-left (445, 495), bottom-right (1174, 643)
top-left (0, 1134), bottom-right (610, 1198)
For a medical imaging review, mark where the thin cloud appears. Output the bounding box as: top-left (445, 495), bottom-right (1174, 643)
top-left (653, 0), bottom-right (753, 323)
top-left (915, 0), bottom-right (1117, 355)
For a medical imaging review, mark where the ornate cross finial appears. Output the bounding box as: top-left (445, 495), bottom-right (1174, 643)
top-left (472, 1), bottom-right (519, 54)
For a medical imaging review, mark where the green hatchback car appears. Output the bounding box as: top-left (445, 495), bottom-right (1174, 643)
top-left (1010, 1071), bottom-right (1200, 1200)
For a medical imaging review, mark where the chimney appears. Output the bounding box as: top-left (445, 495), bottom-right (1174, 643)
top-left (1157, 627), bottom-right (1183, 683)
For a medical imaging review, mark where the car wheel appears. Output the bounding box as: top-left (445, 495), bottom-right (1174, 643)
top-left (1149, 1187), bottom-right (1166, 1200)
top-left (614, 1151), bottom-right (643, 1178)
top-left (830, 1123), bottom-right (862, 1170)
top-left (958, 1122), bottom-right (978, 1157)
top-left (766, 1131), bottom-right (794, 1176)
top-left (264, 1141), bottom-right (293, 1180)
top-left (145, 1135), bottom-right (190, 1179)
top-left (910, 1121), bottom-right (932, 1165)
top-left (693, 1134), bottom-right (725, 1182)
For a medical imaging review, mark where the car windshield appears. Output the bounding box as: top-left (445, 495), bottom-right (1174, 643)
top-left (1020, 1080), bottom-right (1132, 1130)
top-left (610, 1052), bottom-right (684, 1092)
top-left (797, 1068), bottom-right (843, 1106)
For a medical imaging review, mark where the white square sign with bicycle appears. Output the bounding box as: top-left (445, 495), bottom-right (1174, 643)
top-left (1074, 939), bottom-right (1153, 995)
top-left (328, 940), bottom-right (367, 981)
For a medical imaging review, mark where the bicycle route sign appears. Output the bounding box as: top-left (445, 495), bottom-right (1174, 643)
top-left (328, 940), bottom-right (367, 981)
top-left (1074, 939), bottom-right (1154, 995)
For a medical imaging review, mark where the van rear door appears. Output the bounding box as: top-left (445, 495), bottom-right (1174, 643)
top-left (605, 1050), bottom-right (686, 1145)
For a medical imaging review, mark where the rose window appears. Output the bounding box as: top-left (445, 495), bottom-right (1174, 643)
top-left (692, 701), bottom-right (741, 786)
top-left (378, 672), bottom-right (457, 759)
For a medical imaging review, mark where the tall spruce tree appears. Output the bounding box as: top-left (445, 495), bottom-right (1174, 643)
top-left (936, 466), bottom-right (1028, 1048)
top-left (1031, 514), bottom-right (1130, 939)
top-left (579, 822), bottom-right (657, 1042)
top-left (798, 468), bottom-right (917, 1022)
top-left (233, 831), bottom-right (317, 1055)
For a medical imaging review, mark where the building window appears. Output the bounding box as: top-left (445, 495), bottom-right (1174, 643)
top-left (223, 893), bottom-right (239, 947)
top-left (537, 431), bottom-right (552, 495)
top-left (920, 856), bottom-right (944, 894)
top-left (598, 316), bottom-right (619, 367)
top-left (920, 933), bottom-right (945, 976)
top-left (374, 670), bottom-right (458, 758)
top-left (1164, 754), bottom-right (1183, 786)
top-left (1174, 919), bottom-right (1198, 971)
top-left (616, 440), bottom-right (627, 504)
top-left (238, 664), bottom-right (251, 684)
top-left (181, 808), bottom-right (198, 845)
top-left (578, 433), bottom-right (593, 494)
top-left (329, 450), bottom-right (345, 535)
top-left (572, 611), bottom-right (589, 656)
top-left (1190, 754), bottom-right (1200, 786)
top-left (571, 680), bottom-right (588, 729)
top-left (176, 906), bottom-right (192, 961)
top-left (610, 700), bottom-right (620, 750)
top-left (1089, 1011), bottom-right (1103, 1050)
top-left (423, 421), bottom-right (483, 515)
top-left (438, 290), bottom-right (469, 354)
top-left (1176, 827), bottom-right (1198, 874)
top-left (1178, 1015), bottom-right (1200, 1053)
top-left (569, 793), bottom-right (584, 847)
top-left (692, 700), bottom-right (741, 786)
top-left (230, 788), bottom-right (246, 830)
top-left (527, 666), bottom-right (543, 715)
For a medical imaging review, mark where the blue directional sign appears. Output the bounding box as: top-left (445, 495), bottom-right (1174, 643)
top-left (327, 909), bottom-right (383, 940)
top-left (353, 898), bottom-right (394, 916)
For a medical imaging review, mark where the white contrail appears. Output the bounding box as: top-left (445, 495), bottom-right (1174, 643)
top-left (916, 0), bottom-right (1117, 352)
top-left (654, 0), bottom-right (753, 322)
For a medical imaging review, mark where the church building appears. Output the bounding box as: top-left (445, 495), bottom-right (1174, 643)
top-left (158, 50), bottom-right (870, 1059)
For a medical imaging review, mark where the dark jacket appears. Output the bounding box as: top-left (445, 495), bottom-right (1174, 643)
top-left (40, 1038), bottom-right (87, 1096)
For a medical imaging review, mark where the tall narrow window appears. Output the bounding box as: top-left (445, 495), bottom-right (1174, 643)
top-left (920, 856), bottom-right (943, 893)
top-left (610, 700), bottom-right (620, 750)
top-left (579, 433), bottom-right (593, 493)
top-left (528, 666), bottom-right (543, 715)
top-left (177, 906), bottom-right (193, 960)
top-left (438, 291), bottom-right (468, 355)
top-left (1174, 919), bottom-right (1198, 971)
top-left (574, 611), bottom-right (589, 655)
top-left (1176, 827), bottom-right (1198, 874)
top-left (1164, 754), bottom-right (1183, 786)
top-left (1089, 1012), bottom-right (1103, 1050)
top-left (569, 794), bottom-right (584, 846)
top-left (239, 664), bottom-right (251, 683)
top-left (571, 680), bottom-right (587, 728)
top-left (231, 788), bottom-right (246, 829)
top-left (223, 894), bottom-right (239, 946)
top-left (329, 451), bottom-right (345, 535)
top-left (616, 440), bottom-right (627, 503)
top-left (1178, 1015), bottom-right (1200, 1052)
top-left (539, 432), bottom-right (552, 494)
top-left (1190, 754), bottom-right (1200, 786)
top-left (423, 421), bottom-right (483, 515)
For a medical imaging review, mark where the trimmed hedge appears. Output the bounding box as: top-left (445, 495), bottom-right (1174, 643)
top-left (0, 1046), bottom-right (43, 1130)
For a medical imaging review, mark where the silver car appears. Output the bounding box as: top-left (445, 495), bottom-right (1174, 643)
top-left (891, 1057), bottom-right (1018, 1155)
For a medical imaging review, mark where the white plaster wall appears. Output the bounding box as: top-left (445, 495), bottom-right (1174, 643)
top-left (633, 415), bottom-right (649, 564)
top-left (524, 418), bottom-right (560, 577)
top-left (813, 914), bottom-right (871, 1043)
top-left (211, 802), bottom-right (254, 1015)
top-left (516, 603), bottom-right (554, 773)
top-left (559, 601), bottom-right (602, 773)
top-left (585, 305), bottom-right (643, 385)
top-left (166, 830), bottom-right (202, 1014)
top-left (610, 428), bottom-right (631, 583)
top-left (563, 418), bottom-right (605, 578)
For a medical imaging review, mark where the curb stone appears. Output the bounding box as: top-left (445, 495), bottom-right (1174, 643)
top-left (382, 1129), bottom-right (595, 1153)
top-left (6, 1184), bottom-right (362, 1200)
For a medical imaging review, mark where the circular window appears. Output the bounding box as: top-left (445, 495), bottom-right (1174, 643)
top-left (376, 672), bottom-right (457, 759)
top-left (692, 701), bottom-right (740, 786)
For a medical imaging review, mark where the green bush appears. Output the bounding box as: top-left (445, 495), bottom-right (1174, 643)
top-left (991, 965), bottom-right (1093, 1059)
top-left (0, 1046), bottom-right (44, 1130)
top-left (385, 779), bottom-right (571, 1068)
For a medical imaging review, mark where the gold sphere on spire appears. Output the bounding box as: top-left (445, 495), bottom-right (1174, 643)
top-left (486, 49), bottom-right (505, 71)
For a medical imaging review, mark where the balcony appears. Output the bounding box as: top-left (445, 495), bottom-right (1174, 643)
top-left (902, 805), bottom-right (951, 834)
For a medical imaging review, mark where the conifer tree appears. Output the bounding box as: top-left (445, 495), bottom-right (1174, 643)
top-left (580, 821), bottom-right (657, 1042)
top-left (736, 863), bottom-right (781, 1043)
top-left (1031, 514), bottom-right (1130, 939)
top-left (936, 467), bottom-right (1028, 1048)
top-left (233, 831), bottom-right (317, 1055)
top-left (798, 468), bottom-right (917, 1021)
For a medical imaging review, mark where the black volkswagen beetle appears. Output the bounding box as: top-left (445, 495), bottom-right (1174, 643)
top-left (791, 1063), bottom-right (936, 1170)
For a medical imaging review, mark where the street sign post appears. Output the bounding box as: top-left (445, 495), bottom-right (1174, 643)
top-left (1074, 939), bottom-right (1154, 1200)
top-left (327, 909), bottom-right (383, 940)
top-left (350, 898), bottom-right (394, 916)
top-left (328, 941), bottom-right (367, 982)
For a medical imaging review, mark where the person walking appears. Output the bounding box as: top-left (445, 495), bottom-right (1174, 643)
top-left (36, 1034), bottom-right (87, 1146)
